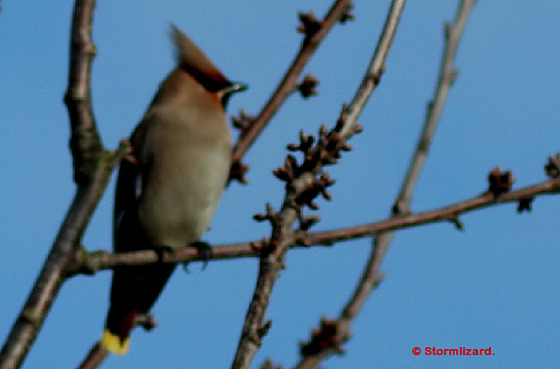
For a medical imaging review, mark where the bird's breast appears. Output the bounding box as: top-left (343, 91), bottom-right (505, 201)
top-left (136, 109), bottom-right (231, 249)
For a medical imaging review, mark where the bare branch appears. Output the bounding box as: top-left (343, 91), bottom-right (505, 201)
top-left (75, 342), bottom-right (108, 369)
top-left (295, 1), bottom-right (478, 366)
top-left (395, 0), bottom-right (478, 213)
top-left (337, 0), bottom-right (406, 140)
top-left (226, 1), bottom-right (404, 366)
top-left (67, 240), bottom-right (261, 276)
top-left (0, 147), bottom-right (125, 369)
top-left (64, 0), bottom-right (103, 185)
top-left (308, 175), bottom-right (558, 244)
top-left (0, 3), bottom-right (127, 368)
top-left (229, 0), bottom-right (354, 183)
top-left (72, 175), bottom-right (560, 273)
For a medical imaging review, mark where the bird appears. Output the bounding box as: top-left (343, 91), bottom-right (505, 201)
top-left (101, 25), bottom-right (246, 355)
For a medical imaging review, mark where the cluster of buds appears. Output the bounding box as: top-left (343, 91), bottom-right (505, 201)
top-left (284, 124), bottom-right (357, 175)
top-left (297, 12), bottom-right (322, 38)
top-left (231, 109), bottom-right (255, 137)
top-left (545, 153), bottom-right (560, 178)
top-left (254, 203), bottom-right (281, 226)
top-left (266, 121), bottom-right (362, 237)
top-left (294, 214), bottom-right (322, 246)
top-left (297, 3), bottom-right (354, 40)
top-left (297, 74), bottom-right (319, 99)
top-left (299, 317), bottom-right (349, 356)
top-left (253, 204), bottom-right (282, 254)
top-left (273, 124), bottom-right (359, 206)
top-left (229, 159), bottom-right (250, 184)
top-left (293, 172), bottom-right (335, 211)
top-left (229, 110), bottom-right (256, 184)
top-left (487, 167), bottom-right (514, 198)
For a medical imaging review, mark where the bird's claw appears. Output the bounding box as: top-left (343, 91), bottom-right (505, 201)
top-left (152, 245), bottom-right (174, 264)
top-left (183, 241), bottom-right (213, 271)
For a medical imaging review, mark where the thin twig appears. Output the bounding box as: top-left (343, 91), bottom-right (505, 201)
top-left (395, 0), bottom-right (477, 213)
top-left (229, 0), bottom-right (353, 183)
top-left (337, 0), bottom-right (406, 140)
top-left (295, 1), bottom-right (477, 367)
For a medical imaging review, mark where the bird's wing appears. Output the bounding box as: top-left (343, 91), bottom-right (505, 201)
top-left (113, 158), bottom-right (143, 253)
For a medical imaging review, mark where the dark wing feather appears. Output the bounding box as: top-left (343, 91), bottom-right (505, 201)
top-left (106, 158), bottom-right (176, 341)
top-left (113, 159), bottom-right (144, 252)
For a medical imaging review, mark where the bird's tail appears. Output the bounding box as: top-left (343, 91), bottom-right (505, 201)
top-left (102, 329), bottom-right (130, 355)
top-left (101, 308), bottom-right (138, 355)
top-left (102, 262), bottom-right (176, 355)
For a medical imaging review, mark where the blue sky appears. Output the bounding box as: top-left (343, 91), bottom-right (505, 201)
top-left (1, 1), bottom-right (559, 368)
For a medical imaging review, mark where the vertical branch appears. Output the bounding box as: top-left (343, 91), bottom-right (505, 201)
top-left (64, 0), bottom-right (103, 185)
top-left (0, 2), bottom-right (126, 369)
top-left (231, 1), bottom-right (406, 369)
top-left (294, 1), bottom-right (477, 368)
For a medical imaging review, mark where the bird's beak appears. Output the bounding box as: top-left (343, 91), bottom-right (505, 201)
top-left (220, 82), bottom-right (248, 106)
top-left (225, 82), bottom-right (248, 95)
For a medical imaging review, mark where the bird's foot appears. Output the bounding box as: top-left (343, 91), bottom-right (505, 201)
top-left (134, 313), bottom-right (158, 331)
top-left (152, 245), bottom-right (175, 264)
top-left (181, 241), bottom-right (213, 272)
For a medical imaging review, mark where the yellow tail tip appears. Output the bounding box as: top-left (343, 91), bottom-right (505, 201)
top-left (102, 330), bottom-right (130, 355)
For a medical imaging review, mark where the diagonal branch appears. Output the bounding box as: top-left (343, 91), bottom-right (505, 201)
top-left (229, 1), bottom-right (405, 368)
top-left (0, 2), bottom-right (127, 369)
top-left (229, 0), bottom-right (354, 183)
top-left (75, 342), bottom-right (108, 369)
top-left (394, 0), bottom-right (477, 214)
top-left (295, 1), bottom-right (478, 367)
top-left (337, 0), bottom-right (406, 139)
top-left (307, 172), bottom-right (556, 245)
top-left (0, 147), bottom-right (125, 369)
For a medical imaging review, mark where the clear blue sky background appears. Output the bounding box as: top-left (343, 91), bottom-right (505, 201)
top-left (1, 1), bottom-right (559, 368)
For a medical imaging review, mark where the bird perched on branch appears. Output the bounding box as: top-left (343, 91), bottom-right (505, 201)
top-left (101, 25), bottom-right (246, 355)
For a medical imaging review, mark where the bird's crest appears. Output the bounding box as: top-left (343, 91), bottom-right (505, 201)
top-left (171, 25), bottom-right (231, 92)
